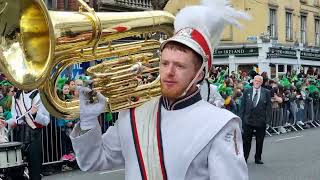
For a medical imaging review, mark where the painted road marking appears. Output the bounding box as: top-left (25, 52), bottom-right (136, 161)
top-left (99, 169), bottom-right (124, 175)
top-left (275, 135), bottom-right (303, 142)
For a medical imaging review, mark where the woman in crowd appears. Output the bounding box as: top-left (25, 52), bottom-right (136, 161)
top-left (0, 81), bottom-right (15, 120)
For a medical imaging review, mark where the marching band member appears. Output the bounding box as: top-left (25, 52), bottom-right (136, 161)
top-left (199, 79), bottom-right (224, 107)
top-left (71, 0), bottom-right (250, 179)
top-left (4, 89), bottom-right (49, 180)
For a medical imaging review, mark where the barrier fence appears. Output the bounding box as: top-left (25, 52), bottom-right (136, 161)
top-left (41, 113), bottom-right (117, 165)
top-left (267, 99), bottom-right (320, 136)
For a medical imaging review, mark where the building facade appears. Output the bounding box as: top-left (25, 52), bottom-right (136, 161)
top-left (223, 0), bottom-right (320, 78)
top-left (165, 0), bottom-right (320, 78)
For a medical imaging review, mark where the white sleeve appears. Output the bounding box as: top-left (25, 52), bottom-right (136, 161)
top-left (209, 118), bottom-right (248, 180)
top-left (33, 94), bottom-right (50, 126)
top-left (70, 113), bottom-right (125, 172)
top-left (209, 85), bottom-right (224, 108)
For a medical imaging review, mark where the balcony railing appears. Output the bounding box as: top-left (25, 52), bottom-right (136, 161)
top-left (115, 0), bottom-right (152, 9)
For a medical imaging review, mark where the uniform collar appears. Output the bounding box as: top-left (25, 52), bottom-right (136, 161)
top-left (160, 88), bottom-right (202, 111)
top-left (23, 90), bottom-right (35, 95)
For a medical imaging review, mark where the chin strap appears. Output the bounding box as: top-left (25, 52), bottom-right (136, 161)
top-left (179, 62), bottom-right (205, 98)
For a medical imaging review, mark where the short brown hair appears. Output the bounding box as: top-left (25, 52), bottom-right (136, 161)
top-left (162, 41), bottom-right (203, 71)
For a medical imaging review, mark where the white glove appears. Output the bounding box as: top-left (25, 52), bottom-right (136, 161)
top-left (78, 86), bottom-right (106, 130)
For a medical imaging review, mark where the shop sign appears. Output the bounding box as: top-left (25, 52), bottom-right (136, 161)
top-left (300, 51), bottom-right (320, 60)
top-left (213, 47), bottom-right (259, 58)
top-left (267, 47), bottom-right (297, 59)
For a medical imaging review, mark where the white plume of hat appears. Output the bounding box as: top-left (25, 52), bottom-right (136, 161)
top-left (159, 0), bottom-right (250, 97)
top-left (161, 0), bottom-right (250, 77)
top-left (174, 0), bottom-right (251, 49)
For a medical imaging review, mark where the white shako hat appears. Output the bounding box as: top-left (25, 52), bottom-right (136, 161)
top-left (160, 0), bottom-right (250, 77)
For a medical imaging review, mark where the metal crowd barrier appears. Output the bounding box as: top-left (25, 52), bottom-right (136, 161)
top-left (268, 106), bottom-right (298, 136)
top-left (42, 116), bottom-right (63, 165)
top-left (304, 99), bottom-right (318, 127)
top-left (41, 113), bottom-right (118, 165)
top-left (314, 100), bottom-right (320, 123)
top-left (267, 99), bottom-right (320, 136)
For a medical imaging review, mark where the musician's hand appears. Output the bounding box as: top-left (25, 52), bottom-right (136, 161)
top-left (78, 86), bottom-right (106, 130)
top-left (30, 105), bottom-right (38, 115)
top-left (0, 119), bottom-right (7, 128)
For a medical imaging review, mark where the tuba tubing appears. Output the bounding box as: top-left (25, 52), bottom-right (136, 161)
top-left (0, 0), bottom-right (174, 118)
top-left (0, 0), bottom-right (174, 90)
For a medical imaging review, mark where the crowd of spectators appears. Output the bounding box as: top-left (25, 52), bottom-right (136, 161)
top-left (208, 66), bottom-right (320, 133)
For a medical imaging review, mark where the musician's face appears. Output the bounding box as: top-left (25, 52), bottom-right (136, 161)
top-left (160, 46), bottom-right (202, 101)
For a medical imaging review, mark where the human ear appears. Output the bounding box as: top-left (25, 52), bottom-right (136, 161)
top-left (196, 69), bottom-right (205, 82)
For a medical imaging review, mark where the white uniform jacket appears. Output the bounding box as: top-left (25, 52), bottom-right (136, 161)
top-left (200, 79), bottom-right (224, 108)
top-left (71, 90), bottom-right (248, 180)
top-left (8, 90), bottom-right (50, 128)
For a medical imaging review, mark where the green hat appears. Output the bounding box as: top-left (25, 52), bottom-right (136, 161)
top-left (308, 84), bottom-right (319, 94)
top-left (226, 87), bottom-right (233, 96)
top-left (78, 76), bottom-right (91, 81)
top-left (291, 74), bottom-right (298, 82)
top-left (218, 83), bottom-right (226, 93)
top-left (280, 77), bottom-right (291, 89)
top-left (0, 80), bottom-right (13, 86)
top-left (243, 82), bottom-right (251, 89)
top-left (57, 76), bottom-right (69, 90)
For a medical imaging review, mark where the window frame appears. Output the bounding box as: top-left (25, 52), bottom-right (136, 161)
top-left (300, 15), bottom-right (307, 44)
top-left (269, 8), bottom-right (278, 39)
top-left (315, 18), bottom-right (320, 46)
top-left (285, 12), bottom-right (293, 41)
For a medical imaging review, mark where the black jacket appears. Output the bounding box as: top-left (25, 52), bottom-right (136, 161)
top-left (240, 87), bottom-right (272, 127)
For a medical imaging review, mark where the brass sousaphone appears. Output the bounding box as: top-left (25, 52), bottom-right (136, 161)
top-left (0, 0), bottom-right (174, 118)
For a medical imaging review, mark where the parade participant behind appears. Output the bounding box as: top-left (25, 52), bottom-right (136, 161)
top-left (71, 0), bottom-right (249, 179)
top-left (199, 78), bottom-right (224, 108)
top-left (240, 75), bottom-right (272, 164)
top-left (1, 89), bottom-right (50, 180)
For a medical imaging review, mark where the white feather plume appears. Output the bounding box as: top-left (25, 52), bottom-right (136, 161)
top-left (174, 0), bottom-right (250, 48)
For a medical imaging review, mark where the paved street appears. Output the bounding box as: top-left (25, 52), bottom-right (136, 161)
top-left (44, 128), bottom-right (320, 180)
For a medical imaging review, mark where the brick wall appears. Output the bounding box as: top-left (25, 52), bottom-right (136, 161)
top-left (56, 0), bottom-right (65, 10)
top-left (56, 0), bottom-right (93, 11)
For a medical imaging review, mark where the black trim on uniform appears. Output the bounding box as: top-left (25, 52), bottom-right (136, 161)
top-left (29, 90), bottom-right (39, 100)
top-left (157, 98), bottom-right (168, 180)
top-left (160, 89), bottom-right (202, 111)
top-left (22, 92), bottom-right (35, 122)
top-left (130, 108), bottom-right (147, 180)
top-left (205, 79), bottom-right (210, 102)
